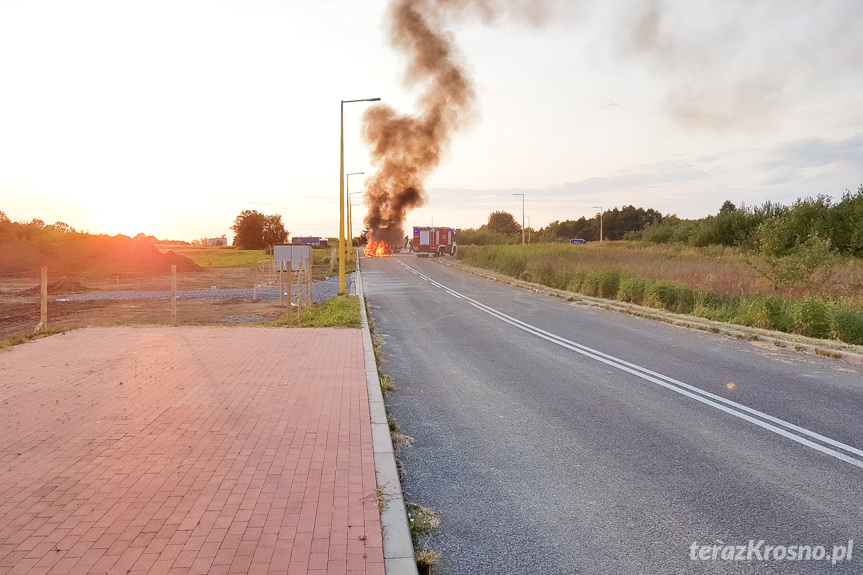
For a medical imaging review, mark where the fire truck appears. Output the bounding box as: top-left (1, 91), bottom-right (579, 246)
top-left (411, 226), bottom-right (458, 257)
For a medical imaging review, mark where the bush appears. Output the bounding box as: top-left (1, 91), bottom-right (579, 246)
top-left (693, 290), bottom-right (739, 322)
top-left (618, 277), bottom-right (647, 304)
top-left (736, 296), bottom-right (793, 332)
top-left (830, 307), bottom-right (863, 345)
top-left (643, 281), bottom-right (695, 314)
top-left (598, 270), bottom-right (621, 298)
top-left (564, 270), bottom-right (588, 293)
top-left (458, 227), bottom-right (513, 246)
top-left (792, 296), bottom-right (833, 339)
top-left (459, 245), bottom-right (527, 277)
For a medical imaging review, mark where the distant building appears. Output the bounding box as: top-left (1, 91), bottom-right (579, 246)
top-left (208, 237), bottom-right (228, 247)
top-left (292, 236), bottom-right (328, 248)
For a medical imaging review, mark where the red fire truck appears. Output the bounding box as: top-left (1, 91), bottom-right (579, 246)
top-left (411, 226), bottom-right (458, 257)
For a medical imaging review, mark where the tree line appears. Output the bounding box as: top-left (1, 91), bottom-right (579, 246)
top-left (460, 206), bottom-right (664, 245)
top-left (0, 209), bottom-right (290, 252)
top-left (460, 185), bottom-right (863, 259)
top-left (629, 187), bottom-right (863, 257)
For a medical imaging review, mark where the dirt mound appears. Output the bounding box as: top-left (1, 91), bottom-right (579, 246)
top-left (20, 278), bottom-right (94, 295)
top-left (83, 239), bottom-right (203, 276)
top-left (0, 234), bottom-right (202, 276)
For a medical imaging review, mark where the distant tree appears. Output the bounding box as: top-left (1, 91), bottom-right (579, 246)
top-left (50, 221), bottom-right (74, 233)
top-left (719, 200), bottom-right (737, 214)
top-left (459, 226), bottom-right (512, 245)
top-left (829, 185), bottom-right (863, 255)
top-left (486, 211), bottom-right (521, 237)
top-left (231, 210), bottom-right (288, 249)
top-left (132, 232), bottom-right (160, 243)
top-left (262, 214), bottom-right (288, 248)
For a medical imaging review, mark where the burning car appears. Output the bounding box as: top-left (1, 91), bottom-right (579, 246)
top-left (364, 230), bottom-right (392, 257)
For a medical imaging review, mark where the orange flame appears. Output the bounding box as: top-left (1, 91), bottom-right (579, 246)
top-left (364, 240), bottom-right (391, 257)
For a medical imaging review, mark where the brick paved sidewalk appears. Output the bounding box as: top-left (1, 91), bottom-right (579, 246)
top-left (0, 327), bottom-right (384, 575)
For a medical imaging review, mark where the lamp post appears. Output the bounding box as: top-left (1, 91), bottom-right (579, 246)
top-left (527, 215), bottom-right (531, 244)
top-left (349, 202), bottom-right (361, 252)
top-left (593, 206), bottom-right (603, 242)
top-left (340, 98), bottom-right (380, 295)
top-left (346, 172), bottom-right (364, 263)
top-left (348, 190), bottom-right (362, 262)
top-left (513, 193), bottom-right (525, 245)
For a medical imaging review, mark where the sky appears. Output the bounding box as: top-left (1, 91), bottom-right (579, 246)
top-left (1, 0), bottom-right (861, 243)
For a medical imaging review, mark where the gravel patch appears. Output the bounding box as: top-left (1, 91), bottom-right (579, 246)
top-left (56, 274), bottom-right (355, 303)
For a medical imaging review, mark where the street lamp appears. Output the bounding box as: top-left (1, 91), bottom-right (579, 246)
top-left (593, 206), bottom-right (603, 242)
top-left (348, 191), bottom-right (362, 262)
top-left (349, 202), bottom-right (361, 251)
top-left (346, 172), bottom-right (364, 263)
top-left (513, 193), bottom-right (525, 245)
top-left (340, 98), bottom-right (380, 295)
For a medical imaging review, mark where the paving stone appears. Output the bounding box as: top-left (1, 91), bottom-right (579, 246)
top-left (0, 327), bottom-right (383, 575)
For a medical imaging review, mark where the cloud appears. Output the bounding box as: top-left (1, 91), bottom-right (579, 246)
top-left (760, 133), bottom-right (863, 187)
top-left (763, 134), bottom-right (863, 170)
top-left (546, 159), bottom-right (713, 196)
top-left (613, 1), bottom-right (863, 130)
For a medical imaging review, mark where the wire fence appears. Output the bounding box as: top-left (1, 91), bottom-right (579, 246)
top-left (0, 264), bottom-right (339, 340)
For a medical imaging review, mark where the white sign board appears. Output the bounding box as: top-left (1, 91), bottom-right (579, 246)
top-left (273, 244), bottom-right (313, 271)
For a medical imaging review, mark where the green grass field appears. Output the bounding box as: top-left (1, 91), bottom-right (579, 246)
top-left (161, 245), bottom-right (356, 278)
top-left (159, 246), bottom-right (268, 268)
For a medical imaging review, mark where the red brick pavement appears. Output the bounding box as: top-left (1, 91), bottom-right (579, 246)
top-left (0, 327), bottom-right (384, 575)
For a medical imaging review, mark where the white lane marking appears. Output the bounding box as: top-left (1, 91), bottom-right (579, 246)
top-left (396, 260), bottom-right (863, 469)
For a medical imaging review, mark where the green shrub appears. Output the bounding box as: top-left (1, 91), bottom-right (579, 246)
top-left (565, 270), bottom-right (588, 293)
top-left (792, 296), bottom-right (833, 339)
top-left (618, 277), bottom-right (647, 304)
top-left (735, 295), bottom-right (793, 332)
top-left (578, 271), bottom-right (599, 297)
top-left (598, 270), bottom-right (621, 298)
top-left (693, 290), bottom-right (739, 322)
top-left (830, 307), bottom-right (863, 345)
top-left (643, 281), bottom-right (695, 313)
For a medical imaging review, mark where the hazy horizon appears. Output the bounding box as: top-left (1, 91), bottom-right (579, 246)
top-left (2, 0), bottom-right (861, 243)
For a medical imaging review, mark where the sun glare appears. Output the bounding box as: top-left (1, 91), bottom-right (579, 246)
top-left (86, 200), bottom-right (167, 238)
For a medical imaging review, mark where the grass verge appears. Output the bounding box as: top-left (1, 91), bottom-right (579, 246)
top-left (406, 503), bottom-right (442, 574)
top-left (0, 327), bottom-right (69, 351)
top-left (270, 295), bottom-right (361, 328)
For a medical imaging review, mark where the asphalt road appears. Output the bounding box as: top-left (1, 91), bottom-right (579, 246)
top-left (361, 253), bottom-right (863, 575)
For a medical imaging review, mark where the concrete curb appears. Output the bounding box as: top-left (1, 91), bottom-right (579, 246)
top-left (355, 260), bottom-right (419, 575)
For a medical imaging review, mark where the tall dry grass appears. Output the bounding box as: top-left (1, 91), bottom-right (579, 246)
top-left (457, 242), bottom-right (863, 345)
